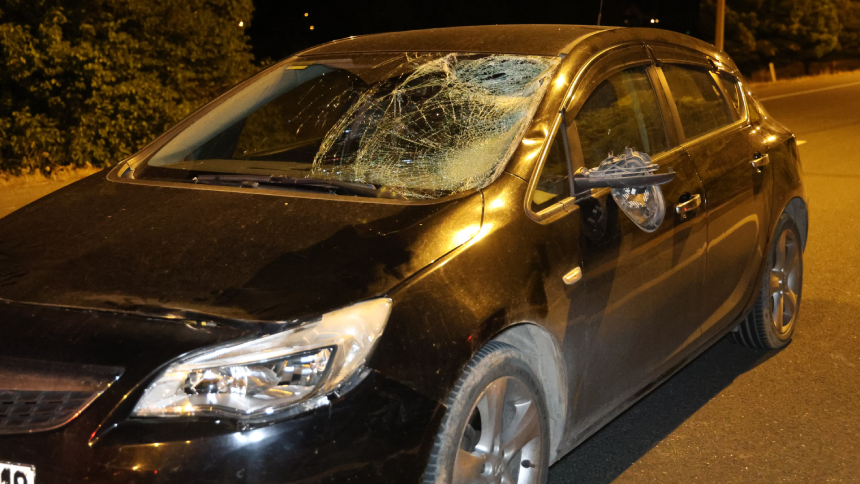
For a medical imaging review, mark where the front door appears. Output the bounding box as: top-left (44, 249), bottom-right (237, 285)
top-left (655, 60), bottom-right (773, 338)
top-left (561, 60), bottom-right (708, 436)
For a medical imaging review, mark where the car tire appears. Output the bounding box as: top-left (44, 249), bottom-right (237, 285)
top-left (423, 341), bottom-right (550, 484)
top-left (733, 213), bottom-right (804, 349)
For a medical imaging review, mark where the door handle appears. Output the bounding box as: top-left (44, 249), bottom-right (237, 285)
top-left (751, 153), bottom-right (770, 171)
top-left (675, 193), bottom-right (701, 221)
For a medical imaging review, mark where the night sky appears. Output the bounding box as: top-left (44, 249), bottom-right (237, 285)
top-left (248, 0), bottom-right (705, 62)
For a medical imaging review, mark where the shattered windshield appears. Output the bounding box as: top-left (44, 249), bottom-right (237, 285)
top-left (136, 53), bottom-right (559, 199)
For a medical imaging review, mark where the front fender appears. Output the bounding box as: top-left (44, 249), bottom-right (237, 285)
top-left (368, 174), bottom-right (580, 405)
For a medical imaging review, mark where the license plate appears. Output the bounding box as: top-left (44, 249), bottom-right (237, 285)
top-left (0, 461), bottom-right (35, 484)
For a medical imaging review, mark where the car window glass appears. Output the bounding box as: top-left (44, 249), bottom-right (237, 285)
top-left (662, 65), bottom-right (734, 139)
top-left (574, 66), bottom-right (668, 169)
top-left (747, 90), bottom-right (762, 124)
top-left (717, 72), bottom-right (742, 116)
top-left (138, 53), bottom-right (560, 200)
top-left (531, 130), bottom-right (570, 212)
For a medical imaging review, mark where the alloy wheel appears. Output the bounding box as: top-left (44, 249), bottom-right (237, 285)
top-left (452, 376), bottom-right (542, 484)
top-left (769, 228), bottom-right (801, 336)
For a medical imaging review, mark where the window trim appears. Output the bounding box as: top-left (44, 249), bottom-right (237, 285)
top-left (524, 112), bottom-right (577, 224)
top-left (559, 43), bottom-right (650, 113)
top-left (647, 65), bottom-right (682, 149)
top-left (713, 71), bottom-right (743, 121)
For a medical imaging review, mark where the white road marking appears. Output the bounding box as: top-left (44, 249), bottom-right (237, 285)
top-left (759, 80), bottom-right (860, 101)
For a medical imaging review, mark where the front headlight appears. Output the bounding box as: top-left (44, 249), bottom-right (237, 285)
top-left (132, 298), bottom-right (392, 420)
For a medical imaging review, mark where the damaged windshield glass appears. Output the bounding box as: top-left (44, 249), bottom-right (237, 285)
top-left (137, 53), bottom-right (559, 199)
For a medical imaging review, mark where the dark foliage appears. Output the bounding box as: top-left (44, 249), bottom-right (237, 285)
top-left (699, 0), bottom-right (858, 72)
top-left (0, 0), bottom-right (257, 173)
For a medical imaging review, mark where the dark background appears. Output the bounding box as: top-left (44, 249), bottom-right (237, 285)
top-left (248, 0), bottom-right (703, 61)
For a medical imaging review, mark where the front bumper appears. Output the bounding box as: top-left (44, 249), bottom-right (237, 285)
top-left (0, 372), bottom-right (444, 483)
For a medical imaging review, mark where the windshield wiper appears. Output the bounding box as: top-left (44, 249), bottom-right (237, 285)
top-left (192, 174), bottom-right (404, 199)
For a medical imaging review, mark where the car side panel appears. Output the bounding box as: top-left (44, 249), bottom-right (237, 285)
top-left (368, 32), bottom-right (807, 470)
top-left (369, 174), bottom-right (581, 406)
top-left (553, 45), bottom-right (708, 443)
top-left (743, 85), bottom-right (808, 247)
top-left (646, 45), bottom-right (775, 339)
top-left (370, 173), bottom-right (601, 465)
top-left (770, 138), bottom-right (808, 244)
top-left (727, 135), bottom-right (807, 332)
top-left (687, 122), bottom-right (775, 339)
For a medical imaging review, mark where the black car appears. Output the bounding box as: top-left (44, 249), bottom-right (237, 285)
top-left (0, 25), bottom-right (807, 483)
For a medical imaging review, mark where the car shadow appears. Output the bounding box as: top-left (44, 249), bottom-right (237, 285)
top-left (547, 334), bottom-right (784, 484)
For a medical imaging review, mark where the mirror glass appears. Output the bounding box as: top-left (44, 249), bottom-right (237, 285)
top-left (612, 185), bottom-right (665, 233)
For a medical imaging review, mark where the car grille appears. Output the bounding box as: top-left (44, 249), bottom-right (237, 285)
top-left (0, 389), bottom-right (99, 433)
top-left (0, 356), bottom-right (124, 434)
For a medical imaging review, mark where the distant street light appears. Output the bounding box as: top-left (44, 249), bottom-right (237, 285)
top-left (238, 21), bottom-right (244, 27)
top-left (715, 0), bottom-right (726, 51)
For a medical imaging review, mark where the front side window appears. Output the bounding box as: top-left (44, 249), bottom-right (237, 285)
top-left (662, 65), bottom-right (734, 140)
top-left (574, 66), bottom-right (669, 169)
top-left (531, 129), bottom-right (570, 212)
top-left (135, 53), bottom-right (560, 200)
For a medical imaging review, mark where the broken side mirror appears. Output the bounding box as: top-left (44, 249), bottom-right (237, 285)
top-left (572, 148), bottom-right (675, 195)
top-left (573, 149), bottom-right (676, 233)
top-left (572, 169), bottom-right (675, 195)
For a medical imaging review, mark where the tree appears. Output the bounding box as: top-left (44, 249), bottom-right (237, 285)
top-left (0, 0), bottom-right (257, 173)
top-left (700, 0), bottom-right (842, 72)
top-left (834, 0), bottom-right (860, 58)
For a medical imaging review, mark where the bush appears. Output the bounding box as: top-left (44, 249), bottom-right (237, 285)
top-left (699, 0), bottom-right (860, 75)
top-left (0, 0), bottom-right (258, 174)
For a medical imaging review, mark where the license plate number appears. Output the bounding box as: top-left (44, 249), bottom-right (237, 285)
top-left (0, 461), bottom-right (35, 484)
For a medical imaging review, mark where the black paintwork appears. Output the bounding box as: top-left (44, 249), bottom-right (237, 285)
top-left (0, 302), bottom-right (442, 483)
top-left (0, 172), bottom-right (482, 324)
top-left (0, 25), bottom-right (807, 483)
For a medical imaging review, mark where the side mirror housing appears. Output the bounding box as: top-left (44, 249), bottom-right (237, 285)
top-left (572, 169), bottom-right (675, 196)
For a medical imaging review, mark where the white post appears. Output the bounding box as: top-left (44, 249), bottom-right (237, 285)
top-left (769, 62), bottom-right (778, 82)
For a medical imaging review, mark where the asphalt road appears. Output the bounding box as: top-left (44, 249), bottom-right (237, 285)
top-left (548, 72), bottom-right (860, 483)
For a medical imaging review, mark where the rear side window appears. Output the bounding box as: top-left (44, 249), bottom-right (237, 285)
top-left (662, 65), bottom-right (734, 139)
top-left (717, 72), bottom-right (742, 117)
top-left (574, 66), bottom-right (668, 169)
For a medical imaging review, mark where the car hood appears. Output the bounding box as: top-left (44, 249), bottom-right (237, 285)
top-left (0, 171), bottom-right (483, 324)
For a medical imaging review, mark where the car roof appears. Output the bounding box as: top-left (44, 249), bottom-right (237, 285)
top-left (298, 24), bottom-right (613, 57)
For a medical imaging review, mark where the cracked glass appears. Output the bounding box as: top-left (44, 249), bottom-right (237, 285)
top-left (138, 53), bottom-right (560, 199)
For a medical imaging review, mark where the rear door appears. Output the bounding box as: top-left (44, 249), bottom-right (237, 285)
top-left (651, 47), bottom-right (773, 338)
top-left (558, 46), bottom-right (708, 437)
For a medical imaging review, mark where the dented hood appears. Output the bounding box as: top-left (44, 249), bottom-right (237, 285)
top-left (0, 172), bottom-right (483, 323)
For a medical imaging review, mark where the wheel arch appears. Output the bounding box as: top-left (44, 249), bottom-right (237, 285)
top-left (732, 193), bottom-right (809, 338)
top-left (783, 196), bottom-right (809, 250)
top-left (491, 322), bottom-right (568, 463)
